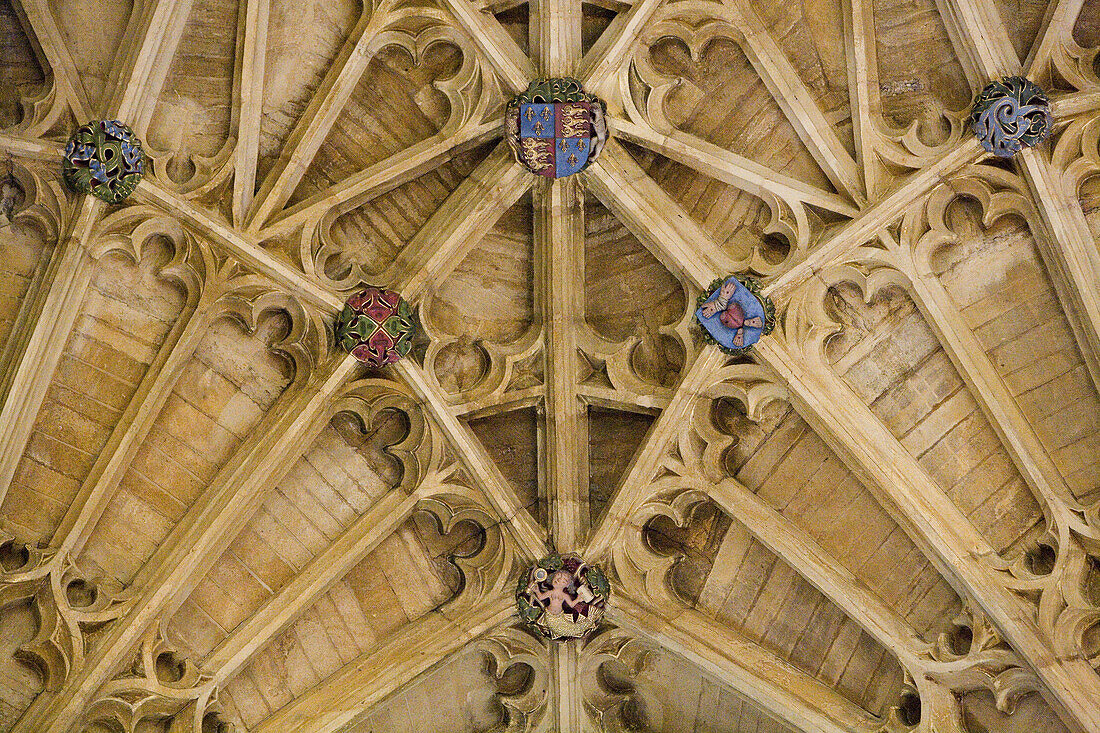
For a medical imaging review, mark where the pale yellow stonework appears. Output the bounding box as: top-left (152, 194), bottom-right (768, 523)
top-left (0, 0), bottom-right (1099, 731)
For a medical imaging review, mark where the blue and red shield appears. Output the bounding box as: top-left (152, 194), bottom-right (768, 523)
top-left (516, 102), bottom-right (595, 178)
top-left (694, 276), bottom-right (776, 355)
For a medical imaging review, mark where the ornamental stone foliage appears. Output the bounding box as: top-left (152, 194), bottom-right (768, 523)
top-left (505, 78), bottom-right (608, 178)
top-left (517, 554), bottom-right (610, 640)
top-left (695, 275), bottom-right (775, 355)
top-left (62, 120), bottom-right (145, 203)
top-left (969, 76), bottom-right (1053, 158)
top-left (335, 286), bottom-right (415, 368)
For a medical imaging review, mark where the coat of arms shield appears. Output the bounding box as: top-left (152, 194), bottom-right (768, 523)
top-left (507, 79), bottom-right (607, 179)
top-left (695, 276), bottom-right (776, 355)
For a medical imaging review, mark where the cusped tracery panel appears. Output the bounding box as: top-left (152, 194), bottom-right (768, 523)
top-left (77, 309), bottom-right (298, 584)
top-left (643, 500), bottom-right (907, 717)
top-left (932, 199), bottom-right (1100, 503)
top-left (747, 0), bottom-right (853, 156)
top-left (646, 37), bottom-right (835, 191)
top-left (167, 385), bottom-right (427, 661)
top-left (146, 0), bottom-right (241, 185)
top-left (423, 192), bottom-right (539, 404)
top-left (872, 0), bottom-right (970, 140)
top-left (257, 0), bottom-right (361, 183)
top-left (584, 199), bottom-right (684, 343)
top-left (621, 145), bottom-right (810, 271)
top-left (349, 641), bottom-right (542, 733)
top-left (583, 631), bottom-right (803, 733)
top-left (54, 0), bottom-right (132, 112)
top-left (960, 690), bottom-right (1072, 733)
top-left (722, 399), bottom-right (963, 638)
top-left (824, 281), bottom-right (1045, 552)
top-left (0, 598), bottom-right (42, 728)
top-left (0, 1), bottom-right (44, 131)
top-left (290, 43), bottom-right (474, 205)
top-left (306, 144), bottom-right (494, 292)
top-left (429, 195), bottom-right (535, 346)
top-left (4, 239), bottom-right (188, 543)
top-left (220, 512), bottom-right (491, 728)
top-left (584, 198), bottom-right (688, 390)
top-left (0, 166), bottom-right (58, 368)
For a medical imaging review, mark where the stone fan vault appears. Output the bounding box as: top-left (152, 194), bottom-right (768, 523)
top-left (2, 0), bottom-right (1100, 731)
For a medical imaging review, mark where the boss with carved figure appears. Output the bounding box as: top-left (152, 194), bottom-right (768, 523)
top-left (62, 120), bottom-right (145, 203)
top-left (517, 554), bottom-right (610, 640)
top-left (969, 76), bottom-right (1053, 158)
top-left (335, 286), bottom-right (416, 368)
top-left (506, 78), bottom-right (608, 178)
top-left (696, 275), bottom-right (775, 355)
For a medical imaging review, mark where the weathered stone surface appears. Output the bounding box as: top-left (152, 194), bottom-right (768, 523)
top-left (2, 1), bottom-right (1100, 731)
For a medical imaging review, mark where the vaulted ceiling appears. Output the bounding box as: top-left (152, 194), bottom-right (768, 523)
top-left (1, 0), bottom-right (1100, 731)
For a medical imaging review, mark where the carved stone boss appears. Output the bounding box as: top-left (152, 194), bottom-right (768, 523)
top-left (969, 77), bottom-right (1053, 158)
top-left (506, 79), bottom-right (608, 178)
top-left (695, 275), bottom-right (775, 355)
top-left (335, 286), bottom-right (416, 368)
top-left (62, 120), bottom-right (145, 203)
top-left (517, 554), bottom-right (610, 640)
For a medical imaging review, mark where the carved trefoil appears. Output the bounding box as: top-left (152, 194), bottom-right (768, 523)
top-left (506, 79), bottom-right (608, 178)
top-left (83, 630), bottom-right (234, 733)
top-left (0, 537), bottom-right (133, 693)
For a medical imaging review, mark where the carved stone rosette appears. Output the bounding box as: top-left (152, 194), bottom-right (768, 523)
top-left (62, 120), bottom-right (145, 203)
top-left (969, 77), bottom-right (1053, 157)
top-left (695, 276), bottom-right (775, 355)
top-left (335, 286), bottom-right (416, 368)
top-left (505, 79), bottom-right (608, 178)
top-left (516, 554), bottom-right (609, 640)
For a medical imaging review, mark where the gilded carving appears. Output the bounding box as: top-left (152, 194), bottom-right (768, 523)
top-left (505, 79), bottom-right (607, 178)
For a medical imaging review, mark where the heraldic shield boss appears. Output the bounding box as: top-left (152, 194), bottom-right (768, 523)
top-left (507, 79), bottom-right (608, 178)
top-left (695, 275), bottom-right (776, 356)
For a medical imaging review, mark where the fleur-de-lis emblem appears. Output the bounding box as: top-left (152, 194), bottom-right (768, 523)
top-left (511, 83), bottom-right (605, 178)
